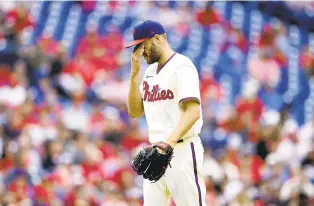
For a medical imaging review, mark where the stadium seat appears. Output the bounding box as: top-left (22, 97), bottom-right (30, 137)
top-left (213, 1), bottom-right (226, 19)
top-left (230, 3), bottom-right (245, 30)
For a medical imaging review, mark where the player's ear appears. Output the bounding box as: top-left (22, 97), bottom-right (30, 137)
top-left (154, 34), bottom-right (162, 45)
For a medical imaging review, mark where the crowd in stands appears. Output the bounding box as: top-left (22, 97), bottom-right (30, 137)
top-left (0, 1), bottom-right (313, 205)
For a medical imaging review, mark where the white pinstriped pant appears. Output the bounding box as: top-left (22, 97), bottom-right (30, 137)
top-left (143, 136), bottom-right (206, 206)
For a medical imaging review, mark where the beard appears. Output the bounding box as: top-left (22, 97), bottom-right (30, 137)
top-left (144, 46), bottom-right (161, 64)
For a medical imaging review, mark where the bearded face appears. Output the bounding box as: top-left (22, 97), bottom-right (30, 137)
top-left (142, 37), bottom-right (162, 64)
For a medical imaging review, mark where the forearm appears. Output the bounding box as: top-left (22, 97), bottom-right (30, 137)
top-left (127, 77), bottom-right (144, 118)
top-left (166, 103), bottom-right (200, 146)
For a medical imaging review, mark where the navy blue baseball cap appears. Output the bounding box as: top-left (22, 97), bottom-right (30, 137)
top-left (125, 20), bottom-right (165, 48)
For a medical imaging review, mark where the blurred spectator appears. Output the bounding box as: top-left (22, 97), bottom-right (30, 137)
top-left (200, 67), bottom-right (223, 103)
top-left (4, 3), bottom-right (35, 41)
top-left (257, 23), bottom-right (288, 67)
top-left (222, 25), bottom-right (249, 54)
top-left (0, 64), bottom-right (11, 86)
top-left (297, 119), bottom-right (314, 150)
top-left (103, 26), bottom-right (124, 55)
top-left (300, 46), bottom-right (314, 77)
top-left (93, 70), bottom-right (129, 105)
top-left (251, 109), bottom-right (282, 185)
top-left (64, 184), bottom-right (97, 206)
top-left (76, 25), bottom-right (102, 58)
top-left (77, 1), bottom-right (96, 13)
top-left (20, 45), bottom-right (48, 86)
top-left (258, 25), bottom-right (276, 48)
top-left (101, 182), bottom-right (129, 206)
top-left (42, 140), bottom-right (62, 172)
top-left (0, 73), bottom-right (27, 108)
top-left (2, 110), bottom-right (24, 140)
top-left (248, 48), bottom-right (281, 88)
top-left (75, 25), bottom-right (121, 72)
top-left (120, 122), bottom-right (147, 152)
top-left (49, 46), bottom-right (67, 81)
top-left (6, 173), bottom-right (32, 204)
top-left (273, 47), bottom-right (287, 68)
top-left (59, 54), bottom-right (97, 93)
top-left (0, 141), bottom-right (16, 174)
top-left (232, 78), bottom-right (264, 142)
top-left (61, 92), bottom-right (90, 132)
top-left (195, 2), bottom-right (221, 28)
top-left (4, 149), bottom-right (33, 187)
top-left (275, 119), bottom-right (302, 168)
top-left (37, 32), bottom-right (60, 57)
top-left (87, 103), bottom-right (106, 140)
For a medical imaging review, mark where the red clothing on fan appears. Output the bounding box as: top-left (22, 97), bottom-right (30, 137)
top-left (64, 190), bottom-right (97, 206)
top-left (200, 76), bottom-right (222, 100)
top-left (98, 141), bottom-right (117, 159)
top-left (236, 97), bottom-right (264, 124)
top-left (237, 34), bottom-right (249, 53)
top-left (6, 9), bottom-right (35, 33)
top-left (300, 48), bottom-right (314, 72)
top-left (251, 155), bottom-right (265, 185)
top-left (195, 8), bottom-right (220, 27)
top-left (235, 97), bottom-right (264, 142)
top-left (88, 111), bottom-right (105, 138)
top-left (0, 66), bottom-right (11, 86)
top-left (37, 35), bottom-right (59, 56)
top-left (109, 1), bottom-right (120, 12)
top-left (90, 53), bottom-right (119, 71)
top-left (222, 24), bottom-right (249, 53)
top-left (0, 158), bottom-right (14, 173)
top-left (81, 162), bottom-right (104, 183)
top-left (274, 49), bottom-right (287, 68)
top-left (120, 135), bottom-right (147, 152)
top-left (103, 32), bottom-right (124, 54)
top-left (258, 25), bottom-right (275, 48)
top-left (76, 33), bottom-right (105, 57)
top-left (62, 58), bottom-right (99, 86)
top-left (109, 167), bottom-right (134, 186)
top-left (227, 150), bottom-right (240, 169)
top-left (8, 179), bottom-right (30, 202)
top-left (33, 184), bottom-right (56, 204)
top-left (81, 1), bottom-right (96, 13)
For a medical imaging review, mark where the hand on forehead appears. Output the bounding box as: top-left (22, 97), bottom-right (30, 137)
top-left (134, 43), bottom-right (143, 53)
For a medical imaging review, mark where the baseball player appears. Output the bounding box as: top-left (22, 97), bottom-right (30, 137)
top-left (126, 20), bottom-right (206, 206)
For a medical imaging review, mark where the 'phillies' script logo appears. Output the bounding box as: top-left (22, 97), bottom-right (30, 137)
top-left (143, 81), bottom-right (174, 102)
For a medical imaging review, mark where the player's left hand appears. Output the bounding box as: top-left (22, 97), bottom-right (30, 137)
top-left (131, 141), bottom-right (174, 182)
top-left (156, 141), bottom-right (175, 154)
top-left (155, 142), bottom-right (173, 154)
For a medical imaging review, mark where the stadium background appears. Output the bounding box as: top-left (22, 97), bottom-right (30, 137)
top-left (0, 1), bottom-right (314, 205)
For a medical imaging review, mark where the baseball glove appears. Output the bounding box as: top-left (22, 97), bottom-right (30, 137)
top-left (131, 142), bottom-right (174, 182)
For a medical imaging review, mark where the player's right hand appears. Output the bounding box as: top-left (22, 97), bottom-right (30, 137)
top-left (131, 44), bottom-right (144, 78)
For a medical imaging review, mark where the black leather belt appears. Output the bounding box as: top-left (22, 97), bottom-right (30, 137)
top-left (177, 139), bottom-right (184, 143)
top-left (176, 134), bottom-right (200, 144)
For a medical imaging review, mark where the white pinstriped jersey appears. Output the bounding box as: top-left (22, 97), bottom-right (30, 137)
top-left (139, 53), bottom-right (203, 143)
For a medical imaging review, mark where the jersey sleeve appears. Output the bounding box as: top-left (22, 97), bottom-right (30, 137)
top-left (174, 65), bottom-right (201, 105)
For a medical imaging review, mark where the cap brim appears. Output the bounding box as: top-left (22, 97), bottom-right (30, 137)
top-left (125, 38), bottom-right (149, 48)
